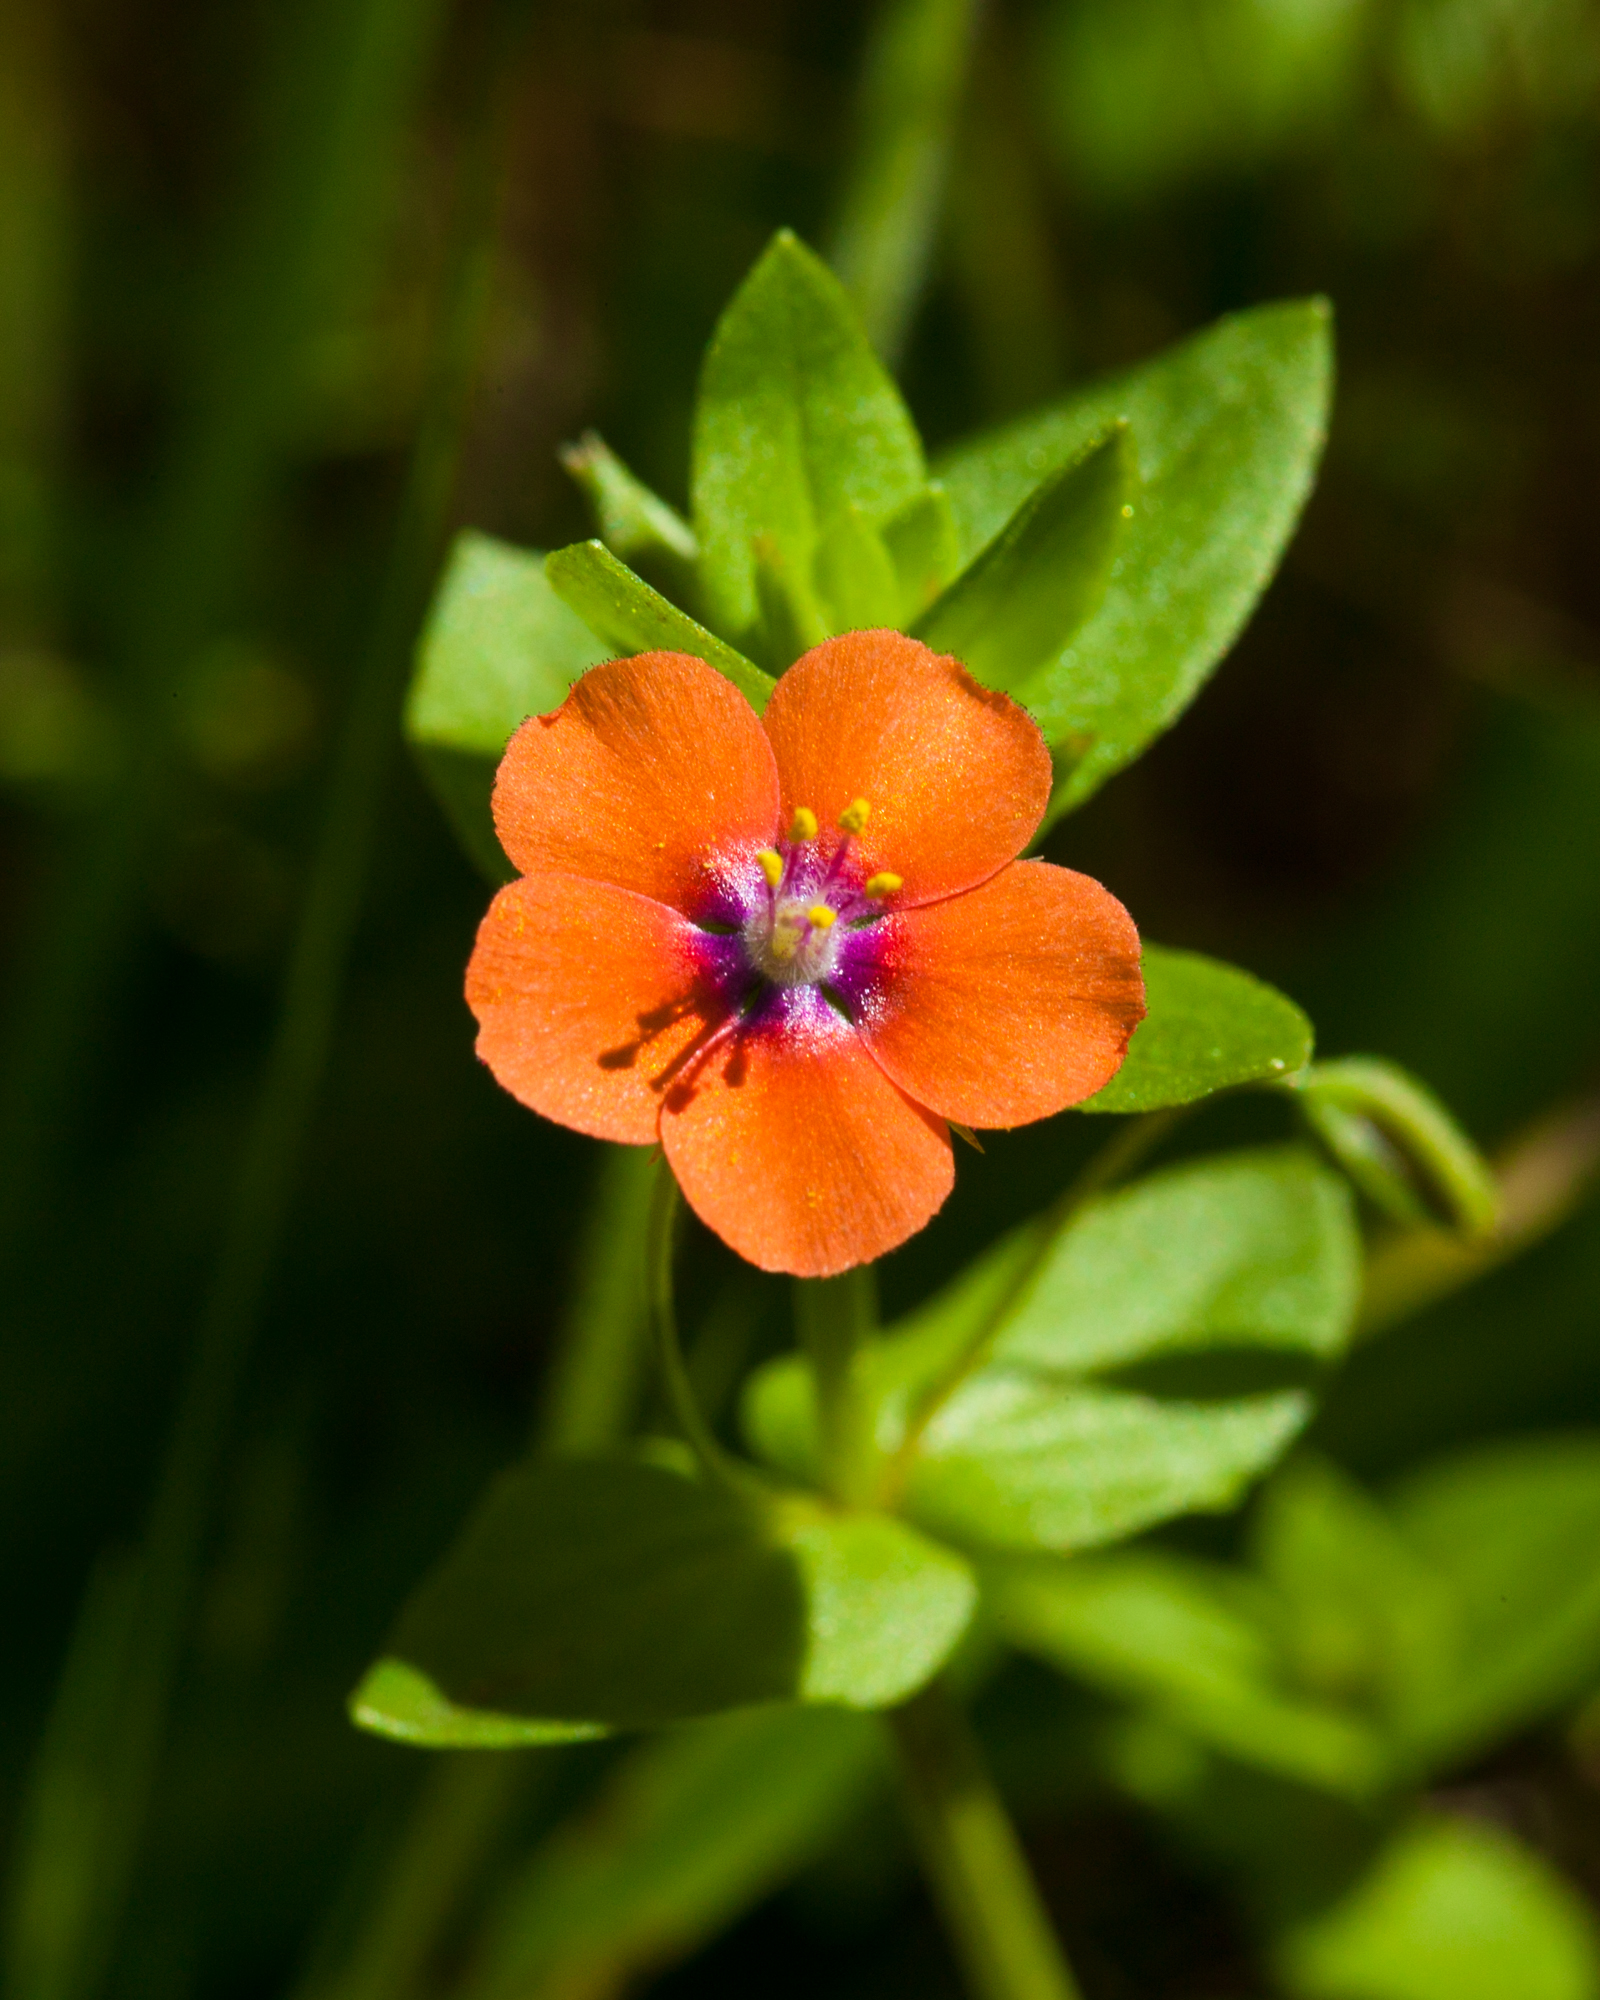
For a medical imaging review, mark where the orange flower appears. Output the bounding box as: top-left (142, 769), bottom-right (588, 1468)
top-left (466, 631), bottom-right (1145, 1277)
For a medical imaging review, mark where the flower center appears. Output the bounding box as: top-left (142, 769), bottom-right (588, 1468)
top-left (741, 799), bottom-right (902, 990)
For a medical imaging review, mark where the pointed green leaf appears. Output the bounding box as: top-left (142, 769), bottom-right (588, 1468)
top-left (915, 427), bottom-right (1131, 693)
top-left (908, 1382), bottom-right (1313, 1557)
top-left (691, 231), bottom-right (927, 654)
top-left (349, 1659), bottom-right (604, 1750)
top-left (813, 505), bottom-right (903, 633)
top-left (1251, 1455), bottom-right (1455, 1738)
top-left (935, 298), bottom-right (1332, 813)
top-left (404, 531), bottom-right (607, 879)
top-left (350, 1458), bottom-right (974, 1744)
top-left (1386, 1436), bottom-right (1600, 1769)
top-left (1277, 1816), bottom-right (1600, 2000)
top-left (1081, 943), bottom-right (1314, 1112)
top-left (559, 429), bottom-right (699, 592)
top-left (990, 1552), bottom-right (1388, 1797)
top-left (882, 483), bottom-right (962, 618)
top-left (990, 1145), bottom-right (1359, 1379)
top-left (745, 1147), bottom-right (1360, 1555)
top-left (544, 541), bottom-right (774, 712)
top-left (752, 538), bottom-right (831, 668)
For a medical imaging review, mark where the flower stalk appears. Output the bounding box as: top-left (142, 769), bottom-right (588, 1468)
top-left (647, 1163), bottom-right (753, 1495)
top-left (889, 1678), bottom-right (1084, 2000)
top-left (793, 1266), bottom-right (879, 1505)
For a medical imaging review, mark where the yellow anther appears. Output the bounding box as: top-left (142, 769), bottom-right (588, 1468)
top-left (864, 871), bottom-right (902, 899)
top-left (838, 797), bottom-right (871, 834)
top-left (755, 848), bottom-right (784, 889)
top-left (788, 806), bottom-right (818, 842)
top-left (807, 905), bottom-right (836, 930)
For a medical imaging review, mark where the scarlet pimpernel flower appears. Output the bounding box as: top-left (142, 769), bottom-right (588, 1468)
top-left (466, 631), bottom-right (1145, 1276)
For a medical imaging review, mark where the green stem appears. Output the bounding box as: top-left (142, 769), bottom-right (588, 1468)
top-left (884, 1107), bottom-right (1180, 1499)
top-left (647, 1165), bottom-right (752, 1493)
top-left (888, 1679), bottom-right (1083, 2000)
top-left (1357, 1089), bottom-right (1600, 1342)
top-left (535, 1144), bottom-right (659, 1454)
top-left (792, 1268), bottom-right (878, 1504)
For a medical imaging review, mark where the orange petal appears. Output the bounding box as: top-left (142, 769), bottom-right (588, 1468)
top-left (467, 873), bottom-right (746, 1145)
top-left (492, 652), bottom-right (780, 917)
top-left (759, 631), bottom-right (1052, 908)
top-left (660, 990), bottom-right (954, 1277)
top-left (854, 859), bottom-right (1145, 1127)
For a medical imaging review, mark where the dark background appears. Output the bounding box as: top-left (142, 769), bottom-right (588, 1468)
top-left (2, 1), bottom-right (1599, 1994)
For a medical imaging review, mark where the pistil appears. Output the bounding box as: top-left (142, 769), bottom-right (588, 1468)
top-left (741, 796), bottom-right (901, 988)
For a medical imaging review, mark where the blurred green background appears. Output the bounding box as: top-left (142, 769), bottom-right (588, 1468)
top-left (2, 0), bottom-right (1599, 1995)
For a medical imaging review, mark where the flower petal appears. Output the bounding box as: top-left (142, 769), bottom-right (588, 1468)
top-left (759, 630), bottom-right (1052, 908)
top-left (852, 859), bottom-right (1145, 1127)
top-left (467, 873), bottom-right (746, 1145)
top-left (492, 652), bottom-right (780, 918)
top-left (660, 989), bottom-right (954, 1277)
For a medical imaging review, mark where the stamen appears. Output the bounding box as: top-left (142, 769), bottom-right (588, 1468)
top-left (807, 905), bottom-right (836, 930)
top-left (864, 871), bottom-right (902, 899)
top-left (788, 807), bottom-right (818, 842)
top-left (838, 797), bottom-right (871, 834)
top-left (755, 848), bottom-right (784, 889)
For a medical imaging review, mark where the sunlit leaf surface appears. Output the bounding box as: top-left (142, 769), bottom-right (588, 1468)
top-left (1082, 943), bottom-right (1313, 1111)
top-left (936, 299), bottom-right (1332, 813)
top-left (351, 1457), bottom-right (976, 1742)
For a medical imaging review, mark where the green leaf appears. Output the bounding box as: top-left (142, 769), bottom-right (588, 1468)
top-left (691, 231), bottom-right (927, 656)
top-left (1385, 1436), bottom-right (1600, 1769)
top-left (404, 530), bottom-right (607, 880)
top-left (1276, 1815), bottom-right (1600, 2000)
top-left (813, 505), bottom-right (903, 633)
top-left (906, 1382), bottom-right (1313, 1557)
top-left (350, 1458), bottom-right (975, 1743)
top-left (463, 1708), bottom-right (881, 2000)
top-left (744, 1147), bottom-right (1360, 1554)
top-left (544, 541), bottom-right (775, 713)
top-left (882, 483), bottom-right (962, 618)
top-left (349, 1659), bottom-right (604, 1751)
top-left (752, 538), bottom-right (831, 666)
top-left (934, 298), bottom-right (1332, 813)
top-left (989, 1144), bottom-right (1359, 1378)
top-left (915, 427), bottom-right (1130, 694)
top-left (990, 1552), bottom-right (1388, 1797)
top-left (559, 430), bottom-right (699, 564)
top-left (1250, 1455), bottom-right (1455, 1738)
top-left (1080, 943), bottom-right (1314, 1112)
